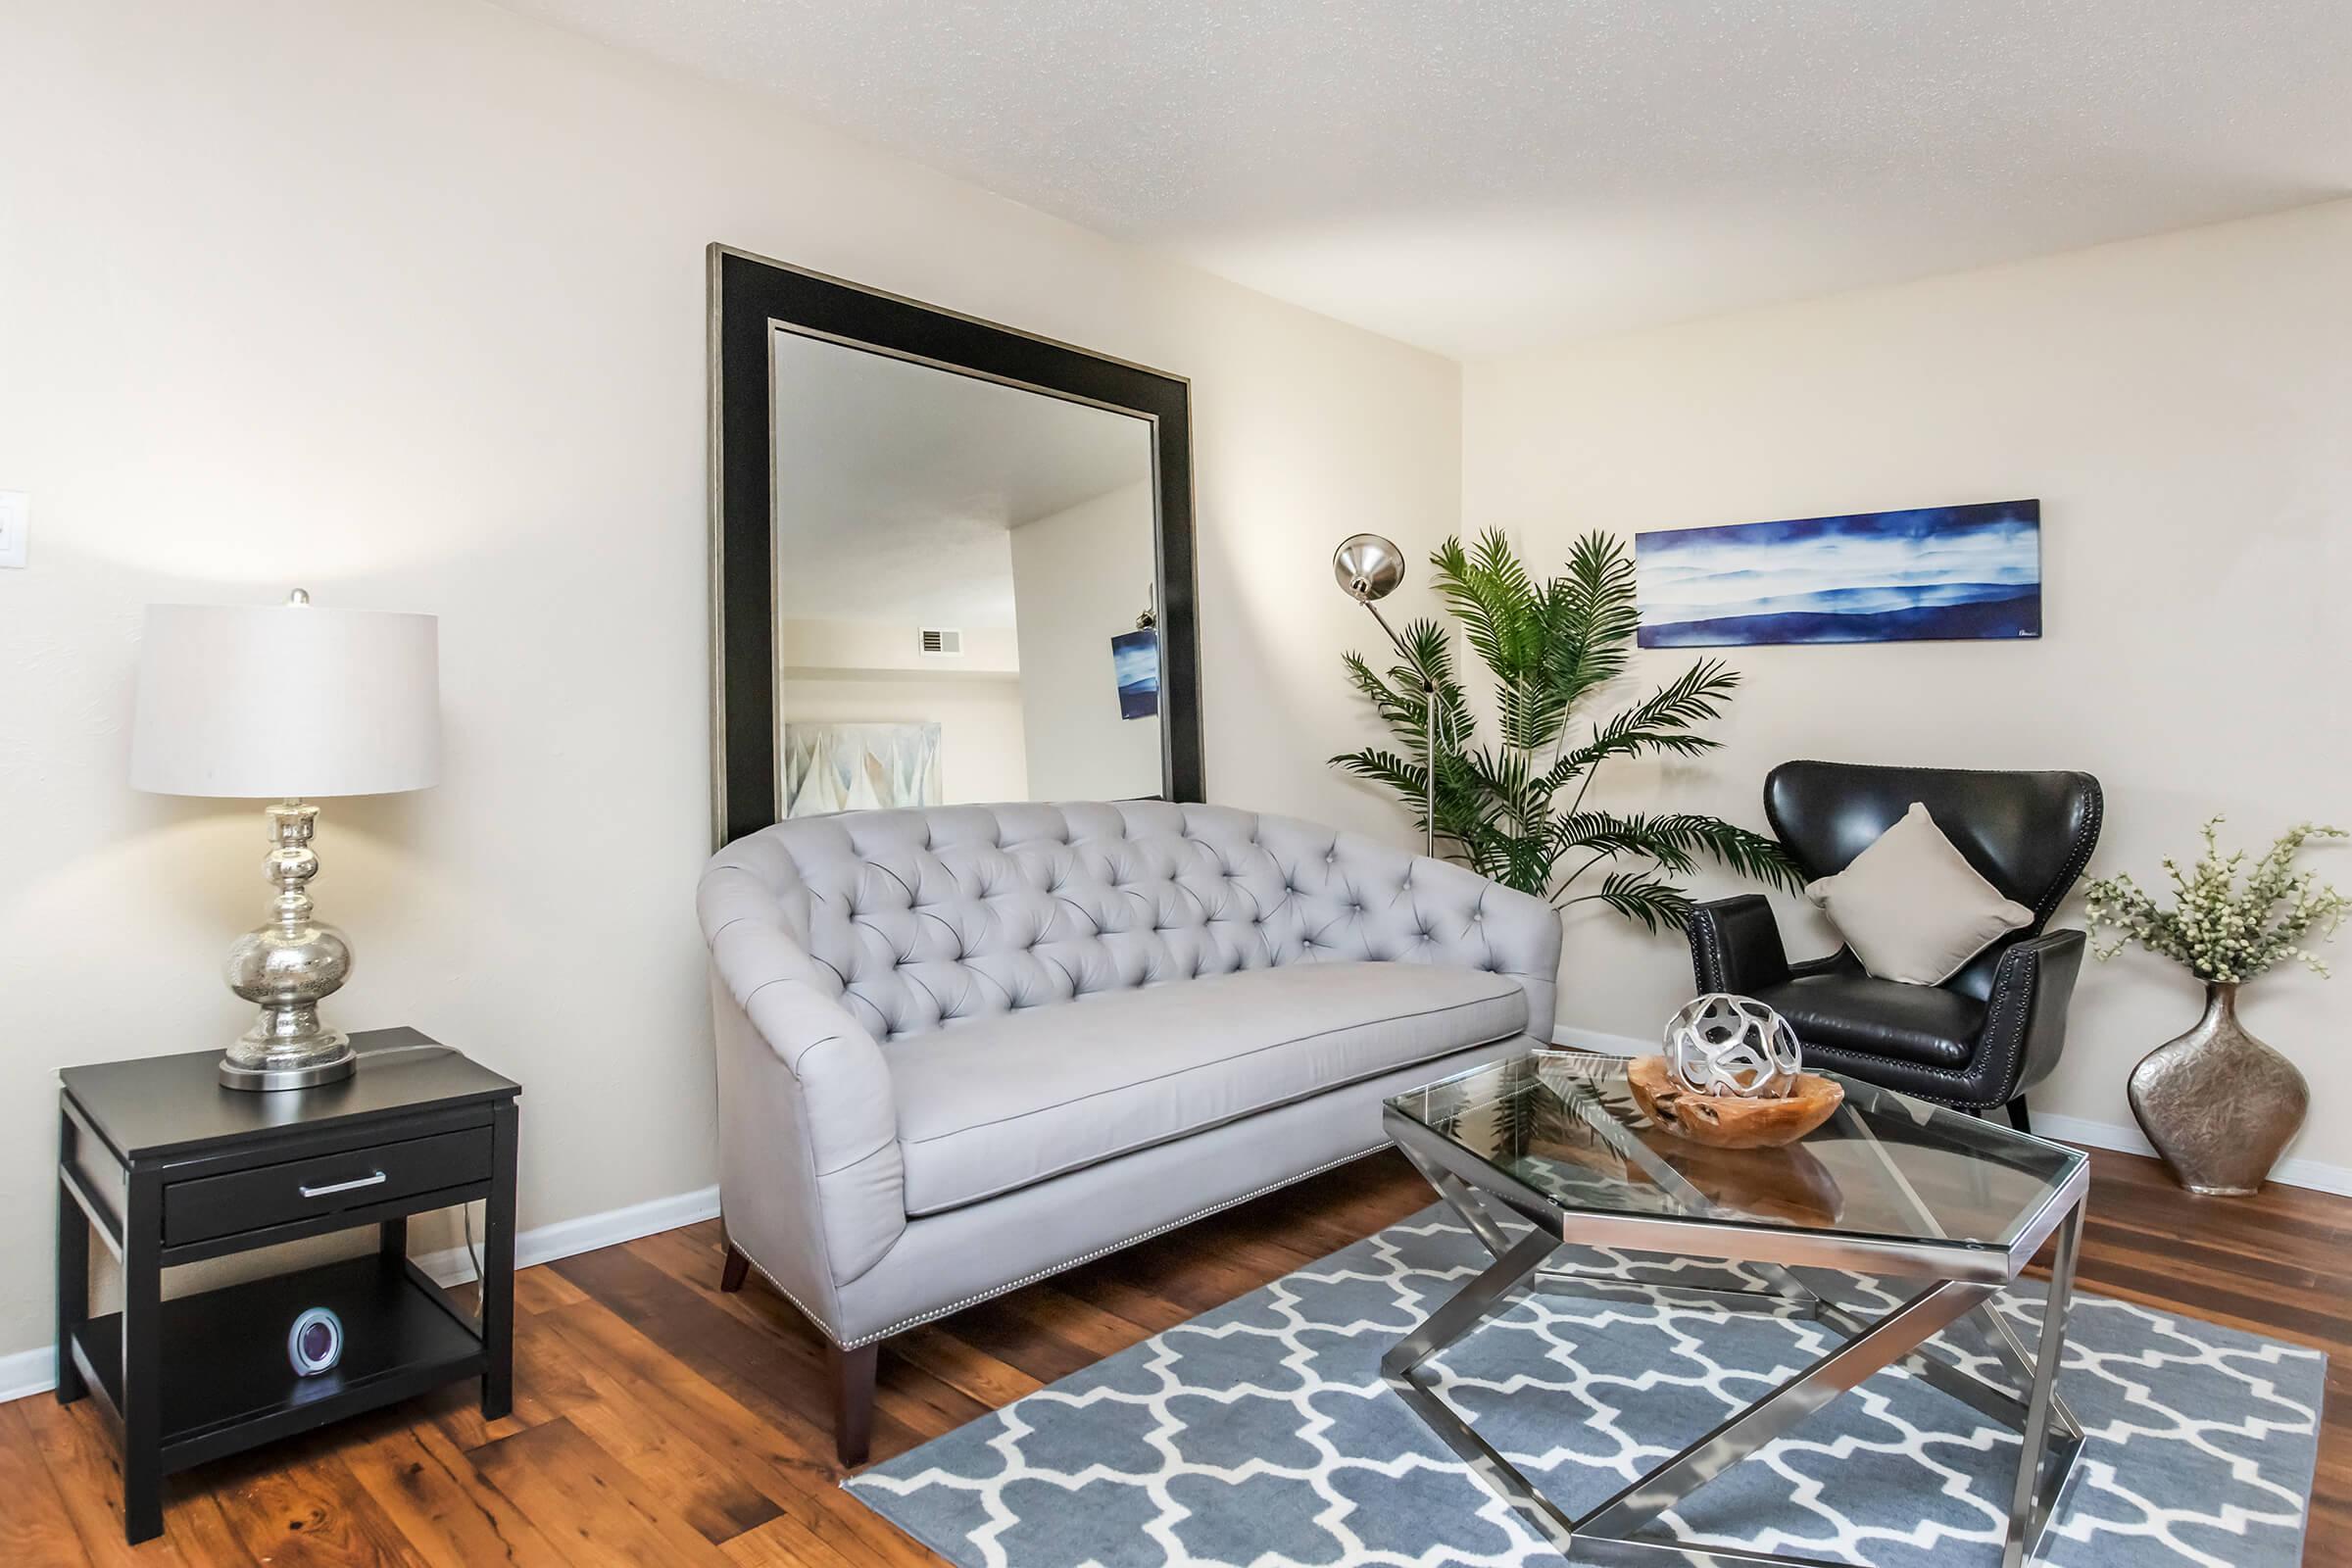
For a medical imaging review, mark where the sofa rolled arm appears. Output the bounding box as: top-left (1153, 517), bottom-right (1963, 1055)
top-left (1400, 849), bottom-right (1564, 1038)
top-left (1973, 927), bottom-right (2086, 1107)
top-left (702, 867), bottom-right (906, 1319)
top-left (1687, 894), bottom-right (1793, 997)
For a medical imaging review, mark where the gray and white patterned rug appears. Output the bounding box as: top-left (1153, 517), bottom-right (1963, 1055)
top-left (848, 1204), bottom-right (2323, 1567)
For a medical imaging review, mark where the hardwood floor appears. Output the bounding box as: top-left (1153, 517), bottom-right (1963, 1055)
top-left (7, 1145), bottom-right (2344, 1565)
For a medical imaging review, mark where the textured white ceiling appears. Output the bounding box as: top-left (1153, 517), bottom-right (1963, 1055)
top-left (771, 329), bottom-right (1151, 627)
top-left (512, 1), bottom-right (2352, 356)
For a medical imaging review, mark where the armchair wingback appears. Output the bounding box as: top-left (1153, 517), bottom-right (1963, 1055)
top-left (700, 800), bottom-right (1562, 1461)
top-left (1690, 761), bottom-right (2102, 1119)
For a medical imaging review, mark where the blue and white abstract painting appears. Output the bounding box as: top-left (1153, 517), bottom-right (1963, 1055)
top-left (1110, 628), bottom-right (1159, 719)
top-left (1636, 499), bottom-right (2041, 648)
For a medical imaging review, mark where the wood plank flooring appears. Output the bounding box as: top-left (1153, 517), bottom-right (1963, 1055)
top-left (8, 1145), bottom-right (2344, 1565)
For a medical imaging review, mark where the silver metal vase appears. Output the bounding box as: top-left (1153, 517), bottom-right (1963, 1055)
top-left (2127, 982), bottom-right (2308, 1196)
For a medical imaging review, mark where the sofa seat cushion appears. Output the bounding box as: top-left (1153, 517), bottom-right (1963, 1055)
top-left (884, 960), bottom-right (1529, 1216)
top-left (1755, 973), bottom-right (1984, 1068)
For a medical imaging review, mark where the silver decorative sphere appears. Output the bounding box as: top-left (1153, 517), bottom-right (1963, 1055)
top-left (1663, 993), bottom-right (1803, 1100)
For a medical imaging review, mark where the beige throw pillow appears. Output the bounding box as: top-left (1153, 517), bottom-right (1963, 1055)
top-left (1804, 802), bottom-right (2034, 985)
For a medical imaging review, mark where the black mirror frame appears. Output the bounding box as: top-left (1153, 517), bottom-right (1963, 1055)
top-left (708, 245), bottom-right (1205, 848)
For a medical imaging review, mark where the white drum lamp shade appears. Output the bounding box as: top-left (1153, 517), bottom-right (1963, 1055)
top-left (130, 601), bottom-right (440, 798)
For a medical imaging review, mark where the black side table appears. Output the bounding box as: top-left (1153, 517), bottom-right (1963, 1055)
top-left (55, 1027), bottom-right (518, 1544)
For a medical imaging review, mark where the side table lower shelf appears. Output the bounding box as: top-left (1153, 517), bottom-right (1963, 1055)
top-left (69, 1251), bottom-right (484, 1476)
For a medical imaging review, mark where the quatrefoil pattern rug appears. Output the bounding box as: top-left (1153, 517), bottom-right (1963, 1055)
top-left (847, 1205), bottom-right (2322, 1567)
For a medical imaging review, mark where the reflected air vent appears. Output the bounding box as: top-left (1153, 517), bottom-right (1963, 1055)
top-left (919, 627), bottom-right (964, 657)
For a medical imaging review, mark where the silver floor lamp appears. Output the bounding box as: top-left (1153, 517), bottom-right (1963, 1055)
top-left (1332, 533), bottom-right (1441, 858)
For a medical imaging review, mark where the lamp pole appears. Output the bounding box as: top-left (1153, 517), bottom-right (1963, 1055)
top-left (1332, 535), bottom-right (1440, 859)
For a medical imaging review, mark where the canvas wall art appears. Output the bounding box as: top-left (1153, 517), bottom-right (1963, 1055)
top-left (1635, 499), bottom-right (2041, 648)
top-left (782, 721), bottom-right (943, 816)
top-left (1111, 628), bottom-right (1159, 719)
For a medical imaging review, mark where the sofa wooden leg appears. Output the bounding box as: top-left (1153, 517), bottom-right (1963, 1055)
top-left (2005, 1097), bottom-right (2033, 1134)
top-left (832, 1341), bottom-right (879, 1467)
top-left (719, 1243), bottom-right (750, 1294)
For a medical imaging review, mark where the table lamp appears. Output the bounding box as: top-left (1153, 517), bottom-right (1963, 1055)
top-left (130, 590), bottom-right (440, 1090)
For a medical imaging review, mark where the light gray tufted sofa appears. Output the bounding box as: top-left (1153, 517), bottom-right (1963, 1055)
top-left (697, 800), bottom-right (1562, 1461)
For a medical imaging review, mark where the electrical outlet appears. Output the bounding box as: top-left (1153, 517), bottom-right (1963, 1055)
top-left (0, 491), bottom-right (25, 569)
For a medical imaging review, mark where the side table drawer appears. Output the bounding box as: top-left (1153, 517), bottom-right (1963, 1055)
top-left (164, 1127), bottom-right (493, 1246)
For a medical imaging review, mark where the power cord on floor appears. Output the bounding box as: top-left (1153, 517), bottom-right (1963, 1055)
top-left (462, 1200), bottom-right (487, 1317)
top-left (353, 1042), bottom-right (490, 1309)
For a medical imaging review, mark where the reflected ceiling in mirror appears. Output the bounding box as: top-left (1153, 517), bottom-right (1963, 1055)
top-left (770, 327), bottom-right (1162, 815)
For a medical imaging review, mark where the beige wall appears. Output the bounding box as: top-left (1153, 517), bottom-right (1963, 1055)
top-left (1009, 482), bottom-right (1164, 800)
top-left (0, 0), bottom-right (1460, 1372)
top-left (1464, 198), bottom-right (2352, 1176)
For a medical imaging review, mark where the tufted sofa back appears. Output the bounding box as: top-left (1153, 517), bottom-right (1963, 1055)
top-left (700, 801), bottom-right (1560, 1044)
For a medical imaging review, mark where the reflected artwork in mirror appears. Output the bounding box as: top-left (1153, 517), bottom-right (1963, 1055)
top-left (710, 247), bottom-right (1201, 845)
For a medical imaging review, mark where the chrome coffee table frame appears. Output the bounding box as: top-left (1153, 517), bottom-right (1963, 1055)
top-left (1381, 1076), bottom-right (2088, 1568)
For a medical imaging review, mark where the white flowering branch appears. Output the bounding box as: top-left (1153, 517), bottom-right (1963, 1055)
top-left (2082, 816), bottom-right (2348, 986)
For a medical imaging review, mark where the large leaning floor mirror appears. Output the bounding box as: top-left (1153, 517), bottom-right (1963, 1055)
top-left (709, 247), bottom-right (1203, 845)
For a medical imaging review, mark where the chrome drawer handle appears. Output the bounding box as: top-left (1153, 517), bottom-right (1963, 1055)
top-left (298, 1170), bottom-right (388, 1199)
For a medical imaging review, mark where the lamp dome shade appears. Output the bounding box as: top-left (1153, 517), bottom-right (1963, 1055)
top-left (130, 600), bottom-right (441, 799)
top-left (1332, 534), bottom-right (1406, 603)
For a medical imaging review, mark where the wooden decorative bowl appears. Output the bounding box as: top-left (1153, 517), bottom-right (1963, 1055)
top-left (1628, 1054), bottom-right (1844, 1150)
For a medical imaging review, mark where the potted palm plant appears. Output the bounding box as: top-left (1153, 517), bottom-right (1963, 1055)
top-left (2083, 817), bottom-right (2346, 1195)
top-left (1333, 529), bottom-right (1798, 930)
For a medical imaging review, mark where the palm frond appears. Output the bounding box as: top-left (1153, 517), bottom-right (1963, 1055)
top-left (1550, 659), bottom-right (1739, 785)
top-left (1546, 810), bottom-right (1671, 865)
top-left (1545, 531), bottom-right (1641, 702)
top-left (1645, 813), bottom-right (1807, 892)
top-left (1432, 531), bottom-right (1558, 752)
top-left (1566, 872), bottom-right (1696, 933)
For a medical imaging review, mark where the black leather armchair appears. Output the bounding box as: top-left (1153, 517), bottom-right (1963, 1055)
top-left (1688, 760), bottom-right (2103, 1128)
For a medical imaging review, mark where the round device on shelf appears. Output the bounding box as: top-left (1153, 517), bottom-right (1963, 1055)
top-left (287, 1306), bottom-right (344, 1377)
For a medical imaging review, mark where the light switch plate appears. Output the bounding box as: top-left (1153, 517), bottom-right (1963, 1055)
top-left (0, 491), bottom-right (25, 569)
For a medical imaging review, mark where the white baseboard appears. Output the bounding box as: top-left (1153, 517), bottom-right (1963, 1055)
top-left (412, 1183), bottom-right (721, 1288)
top-left (0, 1184), bottom-right (722, 1406)
top-left (1549, 1023), bottom-right (2352, 1198)
top-left (2023, 1112), bottom-right (2352, 1198)
top-left (0, 1347), bottom-right (54, 1405)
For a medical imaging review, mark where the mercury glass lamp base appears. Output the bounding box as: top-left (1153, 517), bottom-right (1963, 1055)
top-left (220, 1036), bottom-right (357, 1092)
top-left (220, 800), bottom-right (362, 1093)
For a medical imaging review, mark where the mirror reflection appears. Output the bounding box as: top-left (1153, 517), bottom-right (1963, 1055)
top-left (770, 328), bottom-right (1162, 816)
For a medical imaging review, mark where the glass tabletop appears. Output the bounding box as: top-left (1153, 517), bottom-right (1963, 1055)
top-left (1387, 1051), bottom-right (2085, 1259)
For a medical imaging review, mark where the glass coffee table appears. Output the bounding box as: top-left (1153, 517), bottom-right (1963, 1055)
top-left (1383, 1051), bottom-right (2088, 1568)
